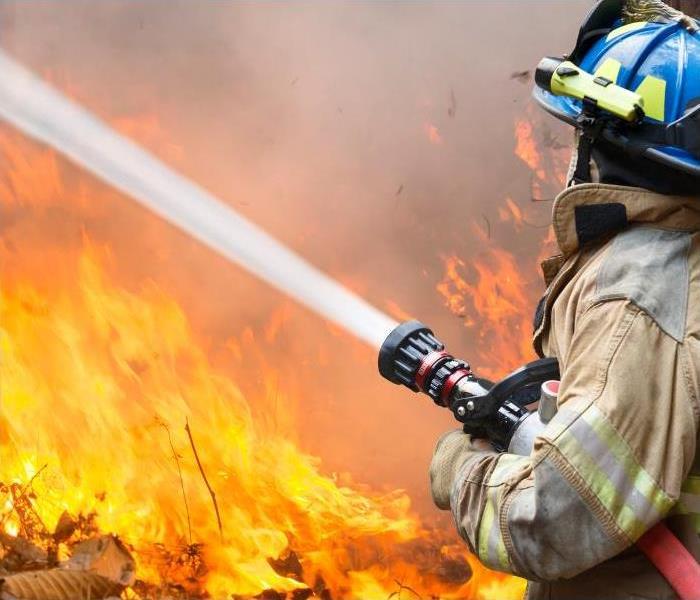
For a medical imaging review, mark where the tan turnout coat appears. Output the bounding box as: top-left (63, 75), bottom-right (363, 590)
top-left (450, 183), bottom-right (700, 599)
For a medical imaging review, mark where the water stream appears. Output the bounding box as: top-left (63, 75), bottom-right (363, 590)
top-left (0, 50), bottom-right (397, 349)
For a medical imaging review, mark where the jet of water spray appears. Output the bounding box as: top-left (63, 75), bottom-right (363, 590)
top-left (0, 50), bottom-right (397, 349)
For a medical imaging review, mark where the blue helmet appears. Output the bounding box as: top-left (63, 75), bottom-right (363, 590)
top-left (534, 0), bottom-right (700, 180)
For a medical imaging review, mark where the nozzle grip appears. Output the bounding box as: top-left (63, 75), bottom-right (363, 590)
top-left (378, 320), bottom-right (469, 406)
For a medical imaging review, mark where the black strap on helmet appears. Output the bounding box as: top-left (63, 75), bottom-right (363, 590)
top-left (572, 106), bottom-right (700, 185)
top-left (569, 0), bottom-right (625, 63)
top-left (570, 106), bottom-right (611, 185)
top-left (565, 0), bottom-right (625, 185)
top-left (634, 103), bottom-right (700, 156)
top-left (560, 0), bottom-right (700, 184)
top-left (571, 135), bottom-right (594, 185)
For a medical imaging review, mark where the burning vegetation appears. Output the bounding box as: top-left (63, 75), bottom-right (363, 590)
top-left (0, 124), bottom-right (533, 598)
top-left (0, 3), bottom-right (574, 597)
top-left (436, 110), bottom-right (567, 381)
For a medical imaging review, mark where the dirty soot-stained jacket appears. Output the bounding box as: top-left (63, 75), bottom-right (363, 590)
top-left (450, 183), bottom-right (700, 600)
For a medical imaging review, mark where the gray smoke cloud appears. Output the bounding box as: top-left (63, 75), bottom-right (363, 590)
top-left (0, 1), bottom-right (586, 517)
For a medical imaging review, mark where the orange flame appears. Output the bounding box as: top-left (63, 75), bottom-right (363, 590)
top-left (0, 122), bottom-right (526, 598)
top-left (436, 224), bottom-right (535, 380)
top-left (515, 109), bottom-right (573, 201)
top-left (436, 108), bottom-right (569, 379)
top-left (498, 197), bottom-right (525, 230)
top-left (514, 119), bottom-right (545, 181)
top-left (430, 110), bottom-right (563, 597)
top-left (424, 123), bottom-right (443, 145)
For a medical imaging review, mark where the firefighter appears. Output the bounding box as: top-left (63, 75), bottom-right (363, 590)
top-left (429, 1), bottom-right (700, 598)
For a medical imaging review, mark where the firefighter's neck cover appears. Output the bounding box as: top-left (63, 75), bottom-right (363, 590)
top-left (432, 184), bottom-right (700, 600)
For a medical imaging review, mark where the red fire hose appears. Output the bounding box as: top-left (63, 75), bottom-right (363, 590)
top-left (637, 522), bottom-right (700, 600)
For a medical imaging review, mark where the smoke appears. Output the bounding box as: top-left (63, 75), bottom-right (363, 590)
top-left (0, 50), bottom-right (399, 348)
top-left (0, 1), bottom-right (585, 517)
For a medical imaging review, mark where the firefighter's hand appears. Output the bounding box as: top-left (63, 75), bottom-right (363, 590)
top-left (429, 430), bottom-right (491, 510)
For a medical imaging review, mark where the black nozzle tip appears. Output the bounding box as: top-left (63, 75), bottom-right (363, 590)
top-left (378, 320), bottom-right (442, 388)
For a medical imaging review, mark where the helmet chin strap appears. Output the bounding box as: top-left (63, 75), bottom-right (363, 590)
top-left (566, 132), bottom-right (586, 187)
top-left (570, 134), bottom-right (594, 185)
top-left (568, 117), bottom-right (606, 186)
top-left (568, 131), bottom-right (700, 195)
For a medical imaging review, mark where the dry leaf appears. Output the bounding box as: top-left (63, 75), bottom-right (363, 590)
top-left (66, 535), bottom-right (135, 587)
top-left (52, 512), bottom-right (77, 543)
top-left (0, 569), bottom-right (122, 600)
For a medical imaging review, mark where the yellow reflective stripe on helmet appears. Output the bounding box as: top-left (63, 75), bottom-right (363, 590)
top-left (473, 454), bottom-right (524, 571)
top-left (556, 405), bottom-right (674, 541)
top-left (607, 21), bottom-right (648, 41)
top-left (549, 61), bottom-right (643, 122)
top-left (635, 75), bottom-right (667, 121)
top-left (594, 58), bottom-right (623, 84)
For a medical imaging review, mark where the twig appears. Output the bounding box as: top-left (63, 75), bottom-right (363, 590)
top-left (185, 418), bottom-right (223, 541)
top-left (0, 463), bottom-right (48, 529)
top-left (481, 214), bottom-right (492, 239)
top-left (17, 463), bottom-right (48, 501)
top-left (522, 217), bottom-right (552, 229)
top-left (389, 579), bottom-right (422, 600)
top-left (448, 88), bottom-right (457, 118)
top-left (161, 420), bottom-right (192, 545)
top-left (273, 373), bottom-right (280, 433)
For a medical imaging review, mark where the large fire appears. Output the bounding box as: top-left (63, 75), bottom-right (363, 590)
top-left (0, 121), bottom-right (530, 599)
top-left (437, 112), bottom-right (567, 380)
top-left (436, 240), bottom-right (534, 381)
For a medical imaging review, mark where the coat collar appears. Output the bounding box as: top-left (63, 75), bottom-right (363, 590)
top-left (551, 183), bottom-right (700, 257)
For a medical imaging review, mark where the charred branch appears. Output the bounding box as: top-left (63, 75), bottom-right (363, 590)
top-left (185, 419), bottom-right (223, 542)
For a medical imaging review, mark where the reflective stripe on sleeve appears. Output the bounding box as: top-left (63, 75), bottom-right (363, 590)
top-left (556, 404), bottom-right (674, 541)
top-left (469, 454), bottom-right (526, 571)
top-left (670, 474), bottom-right (700, 533)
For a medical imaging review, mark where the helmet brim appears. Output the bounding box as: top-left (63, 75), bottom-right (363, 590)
top-left (533, 88), bottom-right (700, 178)
top-left (532, 87), bottom-right (580, 128)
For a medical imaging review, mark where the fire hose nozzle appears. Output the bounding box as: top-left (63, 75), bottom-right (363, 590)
top-left (378, 320), bottom-right (472, 407)
top-left (378, 320), bottom-right (443, 390)
top-left (379, 320), bottom-right (560, 452)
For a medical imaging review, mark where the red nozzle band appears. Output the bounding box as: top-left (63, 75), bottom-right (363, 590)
top-left (440, 368), bottom-right (471, 407)
top-left (415, 351), bottom-right (449, 392)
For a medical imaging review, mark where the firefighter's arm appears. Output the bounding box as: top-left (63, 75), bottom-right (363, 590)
top-left (431, 300), bottom-right (698, 580)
